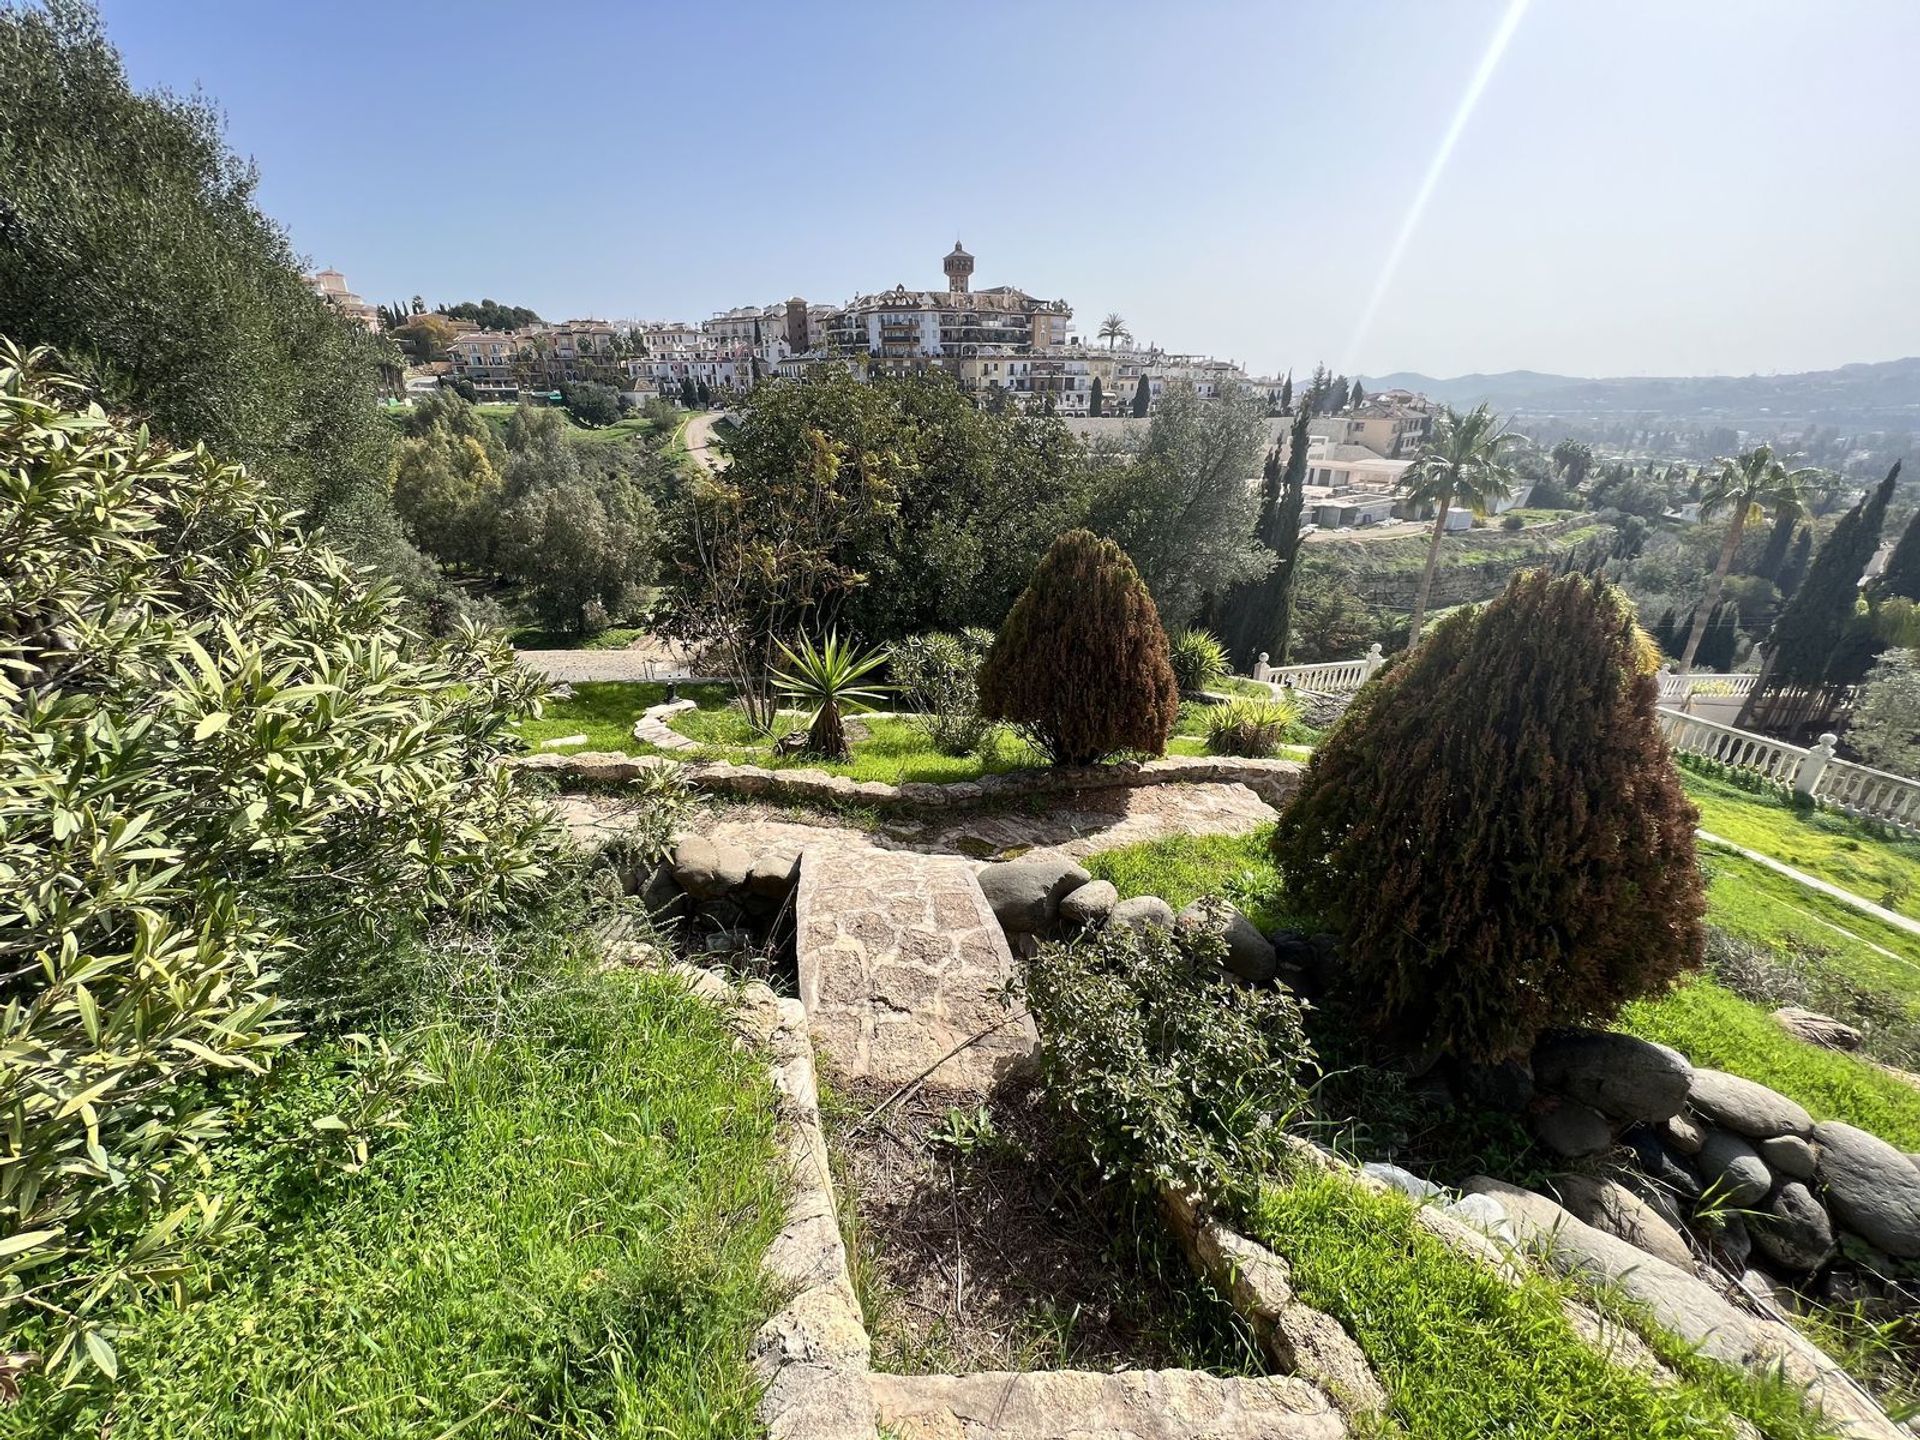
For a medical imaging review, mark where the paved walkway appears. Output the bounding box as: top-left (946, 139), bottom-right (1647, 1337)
top-left (1698, 829), bottom-right (1920, 946)
top-left (514, 645), bottom-right (693, 683)
top-left (796, 846), bottom-right (1036, 1093)
top-left (552, 781), bottom-right (1278, 862)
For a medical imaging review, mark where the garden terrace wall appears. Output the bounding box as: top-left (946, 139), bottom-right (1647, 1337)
top-left (514, 751), bottom-right (1306, 809)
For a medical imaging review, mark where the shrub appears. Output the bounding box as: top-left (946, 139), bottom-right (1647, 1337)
top-left (978, 530), bottom-right (1179, 766)
top-left (1272, 568), bottom-right (1707, 1061)
top-left (1022, 911), bottom-right (1313, 1207)
top-left (1169, 627), bottom-right (1230, 692)
top-left (771, 629), bottom-right (891, 759)
top-left (0, 342), bottom-right (560, 1379)
top-left (892, 628), bottom-right (995, 755)
top-left (1204, 695), bottom-right (1303, 757)
top-left (1500, 513), bottom-right (1525, 531)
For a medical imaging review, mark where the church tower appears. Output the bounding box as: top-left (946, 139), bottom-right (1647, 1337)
top-left (943, 241), bottom-right (974, 294)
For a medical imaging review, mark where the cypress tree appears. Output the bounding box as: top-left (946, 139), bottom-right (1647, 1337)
top-left (1350, 379), bottom-right (1366, 410)
top-left (1220, 405), bottom-right (1312, 670)
top-left (1697, 602), bottom-right (1740, 672)
top-left (1873, 506), bottom-right (1920, 602)
top-left (978, 530), bottom-right (1179, 766)
top-left (1280, 371), bottom-right (1293, 415)
top-left (1756, 505), bottom-right (1797, 582)
top-left (1778, 525), bottom-right (1813, 599)
top-left (1653, 606), bottom-right (1679, 658)
top-left (1743, 462), bottom-right (1900, 725)
top-left (1272, 569), bottom-right (1706, 1061)
top-left (1089, 375), bottom-right (1103, 418)
top-left (1131, 374), bottom-right (1151, 418)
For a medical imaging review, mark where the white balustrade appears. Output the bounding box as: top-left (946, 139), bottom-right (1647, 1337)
top-left (1812, 754), bottom-right (1920, 830)
top-left (1656, 708), bottom-right (1807, 783)
top-left (1656, 670), bottom-right (1759, 703)
top-left (1252, 643), bottom-right (1385, 695)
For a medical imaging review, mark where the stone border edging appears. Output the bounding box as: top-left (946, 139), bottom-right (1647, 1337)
top-left (664, 961), bottom-right (877, 1440)
top-left (515, 748), bottom-right (1305, 810)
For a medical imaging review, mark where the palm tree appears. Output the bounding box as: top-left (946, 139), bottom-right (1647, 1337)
top-left (1399, 404), bottom-right (1521, 647)
top-left (1675, 446), bottom-right (1816, 672)
top-left (1550, 438), bottom-right (1594, 489)
top-left (1098, 313), bottom-right (1129, 349)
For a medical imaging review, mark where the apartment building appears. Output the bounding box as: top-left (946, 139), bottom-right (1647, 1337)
top-left (1308, 394), bottom-right (1435, 458)
top-left (446, 329), bottom-right (528, 401)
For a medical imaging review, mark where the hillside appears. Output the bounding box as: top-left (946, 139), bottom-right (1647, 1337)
top-left (1363, 357), bottom-right (1920, 428)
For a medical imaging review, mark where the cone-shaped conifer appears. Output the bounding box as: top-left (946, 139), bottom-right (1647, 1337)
top-left (980, 530), bottom-right (1179, 765)
top-left (1272, 568), bottom-right (1706, 1060)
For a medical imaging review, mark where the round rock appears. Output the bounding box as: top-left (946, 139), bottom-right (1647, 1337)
top-left (1752, 1181), bottom-right (1835, 1273)
top-left (1695, 1128), bottom-right (1772, 1208)
top-left (1552, 1173), bottom-right (1696, 1271)
top-left (1533, 1099), bottom-right (1613, 1158)
top-left (1057, 879), bottom-right (1119, 930)
top-left (1771, 1007), bottom-right (1862, 1051)
top-left (1813, 1120), bottom-right (1920, 1258)
top-left (1107, 895), bottom-right (1177, 933)
top-left (976, 857), bottom-right (1091, 933)
top-left (1531, 1030), bottom-right (1693, 1124)
top-left (1175, 900), bottom-right (1278, 983)
top-left (1687, 1068), bottom-right (1813, 1139)
top-left (1757, 1133), bottom-right (1817, 1182)
top-left (672, 835), bottom-right (752, 900)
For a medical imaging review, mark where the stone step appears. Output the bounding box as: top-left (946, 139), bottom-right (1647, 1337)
top-left (870, 1369), bottom-right (1346, 1440)
top-left (796, 845), bottom-right (1037, 1093)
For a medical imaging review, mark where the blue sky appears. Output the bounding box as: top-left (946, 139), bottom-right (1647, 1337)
top-left (98, 0), bottom-right (1920, 381)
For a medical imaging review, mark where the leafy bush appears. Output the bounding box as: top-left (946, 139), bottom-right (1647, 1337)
top-left (978, 530), bottom-right (1179, 765)
top-left (892, 628), bottom-right (997, 754)
top-left (1204, 695), bottom-right (1303, 757)
top-left (1022, 911), bottom-right (1313, 1206)
top-left (0, 342), bottom-right (560, 1378)
top-left (1500, 513), bottom-right (1525, 531)
top-left (1272, 568), bottom-right (1707, 1061)
top-left (558, 378), bottom-right (624, 428)
top-left (1169, 628), bottom-right (1230, 692)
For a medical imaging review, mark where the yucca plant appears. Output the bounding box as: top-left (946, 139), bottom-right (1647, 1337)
top-left (772, 630), bottom-right (892, 759)
top-left (1169, 628), bottom-right (1230, 693)
top-left (1204, 695), bottom-right (1303, 757)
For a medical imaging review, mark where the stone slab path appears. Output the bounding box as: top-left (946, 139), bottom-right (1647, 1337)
top-left (552, 780), bottom-right (1278, 863)
top-left (797, 846), bottom-right (1037, 1093)
top-left (870, 1370), bottom-right (1345, 1440)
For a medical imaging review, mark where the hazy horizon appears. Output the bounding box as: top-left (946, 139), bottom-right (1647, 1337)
top-left (97, 0), bottom-right (1920, 381)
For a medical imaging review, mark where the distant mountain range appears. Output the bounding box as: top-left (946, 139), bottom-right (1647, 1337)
top-left (1359, 358), bottom-right (1920, 430)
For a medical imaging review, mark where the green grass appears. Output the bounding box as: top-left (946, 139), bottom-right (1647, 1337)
top-left (1251, 1170), bottom-right (1833, 1439)
top-left (513, 680), bottom-right (734, 753)
top-left (19, 970), bottom-right (785, 1438)
top-left (1682, 768), bottom-right (1920, 921)
top-left (470, 401), bottom-right (662, 447)
top-left (1081, 826), bottom-right (1314, 933)
top-left (506, 623), bottom-right (651, 651)
top-left (1700, 849), bottom-right (1920, 1014)
top-left (1622, 979), bottom-right (1920, 1150)
top-left (675, 715), bottom-right (1051, 784)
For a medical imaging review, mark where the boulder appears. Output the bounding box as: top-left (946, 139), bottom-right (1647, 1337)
top-left (1444, 1192), bottom-right (1518, 1251)
top-left (1707, 1214), bottom-right (1752, 1271)
top-left (1696, 1128), bottom-right (1773, 1207)
top-left (746, 851), bottom-right (800, 899)
top-left (1621, 1126), bottom-right (1702, 1201)
top-left (1362, 1162), bottom-right (1444, 1202)
top-left (1687, 1068), bottom-right (1813, 1139)
top-left (640, 862), bottom-right (692, 924)
top-left (1531, 1030), bottom-right (1692, 1123)
top-left (1663, 1113), bottom-right (1706, 1156)
top-left (1551, 1174), bottom-right (1696, 1271)
top-left (1771, 1007), bottom-right (1862, 1051)
top-left (1058, 879), bottom-right (1119, 930)
top-left (1752, 1182), bottom-right (1835, 1273)
top-left (1460, 1177), bottom-right (1769, 1370)
top-left (977, 858), bottom-right (1091, 933)
top-left (1176, 901), bottom-right (1279, 984)
top-left (1757, 1133), bottom-right (1817, 1183)
top-left (1107, 895), bottom-right (1177, 933)
top-left (672, 835), bottom-right (752, 900)
top-left (1813, 1121), bottom-right (1920, 1258)
top-left (1532, 1099), bottom-right (1613, 1158)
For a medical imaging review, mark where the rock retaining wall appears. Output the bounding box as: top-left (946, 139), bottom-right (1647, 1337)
top-left (515, 749), bottom-right (1305, 810)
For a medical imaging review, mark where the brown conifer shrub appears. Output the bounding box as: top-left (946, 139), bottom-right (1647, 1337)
top-left (1271, 568), bottom-right (1706, 1061)
top-left (979, 529), bottom-right (1180, 765)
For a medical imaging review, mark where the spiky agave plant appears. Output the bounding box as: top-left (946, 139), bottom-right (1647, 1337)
top-left (772, 629), bottom-right (892, 759)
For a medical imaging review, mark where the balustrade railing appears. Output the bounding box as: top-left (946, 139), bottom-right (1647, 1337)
top-left (1657, 709), bottom-right (1806, 783)
top-left (1657, 670), bottom-right (1758, 703)
top-left (1253, 643), bottom-right (1385, 694)
top-left (1812, 756), bottom-right (1920, 831)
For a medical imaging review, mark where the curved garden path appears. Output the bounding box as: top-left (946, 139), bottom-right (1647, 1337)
top-left (554, 778), bottom-right (1278, 862)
